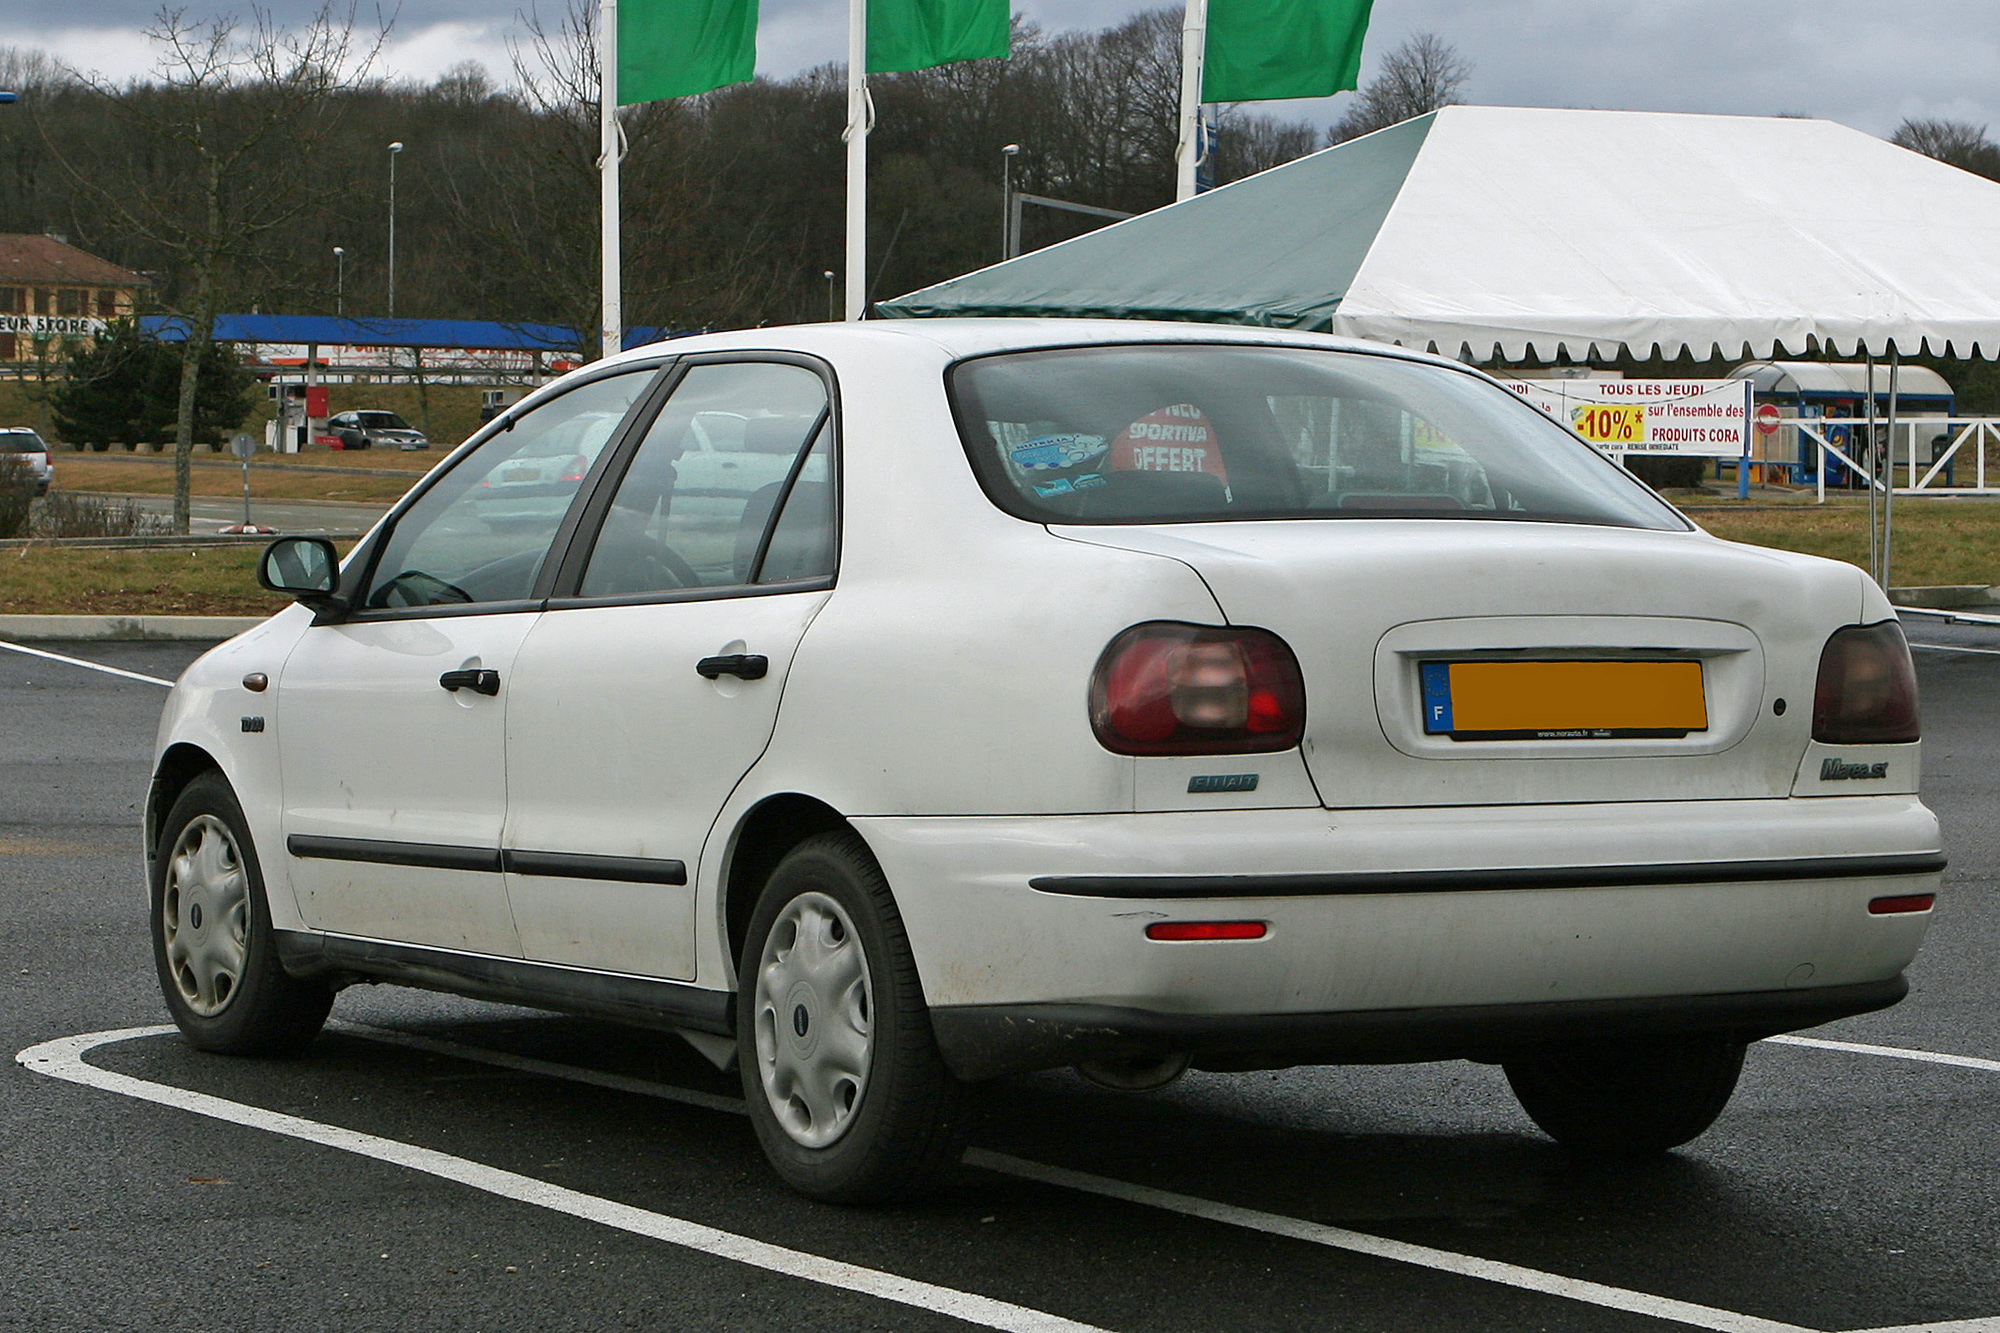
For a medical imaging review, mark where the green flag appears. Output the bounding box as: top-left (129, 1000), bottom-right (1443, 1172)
top-left (619, 0), bottom-right (758, 104)
top-left (1202, 0), bottom-right (1374, 103)
top-left (867, 0), bottom-right (1009, 75)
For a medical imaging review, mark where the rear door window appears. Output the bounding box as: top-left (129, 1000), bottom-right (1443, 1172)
top-left (574, 361), bottom-right (832, 598)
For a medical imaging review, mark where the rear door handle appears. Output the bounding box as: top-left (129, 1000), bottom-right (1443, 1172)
top-left (696, 654), bottom-right (768, 681)
top-left (439, 668), bottom-right (501, 695)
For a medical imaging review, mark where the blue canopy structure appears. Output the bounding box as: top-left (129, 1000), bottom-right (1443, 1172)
top-left (142, 314), bottom-right (671, 353)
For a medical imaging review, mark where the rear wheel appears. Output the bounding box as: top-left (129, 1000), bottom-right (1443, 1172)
top-left (737, 830), bottom-right (967, 1202)
top-left (151, 772), bottom-right (333, 1055)
top-left (1504, 1035), bottom-right (1747, 1154)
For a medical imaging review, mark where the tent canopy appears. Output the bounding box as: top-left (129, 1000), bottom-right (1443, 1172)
top-left (880, 106), bottom-right (2000, 363)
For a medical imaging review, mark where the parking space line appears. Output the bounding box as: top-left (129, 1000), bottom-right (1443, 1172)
top-left (16, 1027), bottom-right (1114, 1333)
top-left (1842, 1320), bottom-right (2000, 1333)
top-left (1908, 642), bottom-right (2000, 657)
top-left (965, 1149), bottom-right (1815, 1333)
top-left (1764, 1034), bottom-right (2000, 1075)
top-left (347, 1024), bottom-right (1816, 1333)
top-left (0, 639), bottom-right (175, 687)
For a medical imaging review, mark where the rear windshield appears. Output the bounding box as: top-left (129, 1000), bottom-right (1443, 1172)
top-left (0, 431), bottom-right (46, 453)
top-left (949, 345), bottom-right (1688, 530)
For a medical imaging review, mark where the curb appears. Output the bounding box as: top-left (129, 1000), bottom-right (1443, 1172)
top-left (1888, 585), bottom-right (2000, 610)
top-left (0, 614), bottom-right (266, 642)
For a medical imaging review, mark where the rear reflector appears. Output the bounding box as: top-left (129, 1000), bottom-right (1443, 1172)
top-left (1145, 921), bottom-right (1267, 941)
top-left (1867, 894), bottom-right (1935, 915)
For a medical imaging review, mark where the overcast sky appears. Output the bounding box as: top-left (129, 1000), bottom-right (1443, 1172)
top-left (4, 1), bottom-right (1996, 139)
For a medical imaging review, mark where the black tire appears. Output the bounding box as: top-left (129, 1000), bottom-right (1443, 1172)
top-left (151, 771), bottom-right (333, 1055)
top-left (737, 830), bottom-right (967, 1203)
top-left (1503, 1034), bottom-right (1747, 1154)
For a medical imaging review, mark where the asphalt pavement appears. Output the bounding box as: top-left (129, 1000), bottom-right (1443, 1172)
top-left (2, 627), bottom-right (1996, 1333)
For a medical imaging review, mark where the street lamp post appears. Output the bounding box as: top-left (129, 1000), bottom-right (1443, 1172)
top-left (823, 270), bottom-right (837, 322)
top-left (387, 141), bottom-right (404, 318)
top-left (1000, 143), bottom-right (1021, 261)
top-left (333, 247), bottom-right (345, 317)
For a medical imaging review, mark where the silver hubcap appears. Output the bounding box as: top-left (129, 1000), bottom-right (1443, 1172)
top-left (752, 892), bottom-right (873, 1149)
top-left (161, 815), bottom-right (251, 1016)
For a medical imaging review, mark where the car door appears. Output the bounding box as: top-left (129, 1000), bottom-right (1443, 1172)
top-left (501, 357), bottom-right (838, 980)
top-left (275, 367), bottom-right (661, 955)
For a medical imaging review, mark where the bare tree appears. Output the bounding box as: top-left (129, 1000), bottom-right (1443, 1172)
top-left (1329, 32), bottom-right (1472, 145)
top-left (1892, 117), bottom-right (2000, 181)
top-left (38, 5), bottom-right (380, 532)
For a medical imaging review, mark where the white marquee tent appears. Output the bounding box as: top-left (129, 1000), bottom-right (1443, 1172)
top-left (883, 106), bottom-right (2000, 365)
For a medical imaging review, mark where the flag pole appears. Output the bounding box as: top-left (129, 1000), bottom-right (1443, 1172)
top-left (844, 0), bottom-right (869, 319)
top-left (1173, 0), bottom-right (1208, 202)
top-left (599, 0), bottom-right (623, 359)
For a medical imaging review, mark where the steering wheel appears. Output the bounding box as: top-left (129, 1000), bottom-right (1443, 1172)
top-left (368, 569), bottom-right (473, 609)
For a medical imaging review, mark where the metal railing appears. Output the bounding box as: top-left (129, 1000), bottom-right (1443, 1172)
top-left (1773, 417), bottom-right (2000, 501)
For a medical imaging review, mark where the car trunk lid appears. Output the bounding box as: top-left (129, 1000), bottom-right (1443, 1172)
top-left (1053, 519), bottom-right (1865, 808)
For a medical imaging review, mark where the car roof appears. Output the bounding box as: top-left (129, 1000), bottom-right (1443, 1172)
top-left (591, 318), bottom-right (1476, 376)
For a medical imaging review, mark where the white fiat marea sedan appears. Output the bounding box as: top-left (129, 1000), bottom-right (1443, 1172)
top-left (149, 320), bottom-right (1941, 1200)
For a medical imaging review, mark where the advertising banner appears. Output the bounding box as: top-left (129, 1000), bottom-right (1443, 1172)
top-left (1499, 378), bottom-right (1752, 457)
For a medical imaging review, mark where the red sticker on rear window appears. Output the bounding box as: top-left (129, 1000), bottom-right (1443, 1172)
top-left (1108, 404), bottom-right (1227, 482)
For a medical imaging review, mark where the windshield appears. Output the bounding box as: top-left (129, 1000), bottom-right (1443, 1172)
top-left (0, 431), bottom-right (46, 453)
top-left (357, 412), bottom-right (411, 431)
top-left (949, 345), bottom-right (1687, 530)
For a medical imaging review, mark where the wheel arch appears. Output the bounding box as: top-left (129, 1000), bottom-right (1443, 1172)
top-left (720, 793), bottom-right (854, 976)
top-left (147, 742), bottom-right (225, 863)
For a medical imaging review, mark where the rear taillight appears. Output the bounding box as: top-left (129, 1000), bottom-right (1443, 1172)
top-left (1089, 622), bottom-right (1305, 755)
top-left (559, 454), bottom-right (590, 482)
top-left (1812, 621), bottom-right (1920, 744)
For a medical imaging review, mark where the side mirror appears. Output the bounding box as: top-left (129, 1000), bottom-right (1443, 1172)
top-left (258, 536), bottom-right (344, 612)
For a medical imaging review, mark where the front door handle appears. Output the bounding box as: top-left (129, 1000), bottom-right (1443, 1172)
top-left (440, 668), bottom-right (501, 696)
top-left (696, 654), bottom-right (768, 681)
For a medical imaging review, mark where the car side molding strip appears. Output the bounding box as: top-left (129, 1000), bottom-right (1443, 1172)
top-left (274, 931), bottom-right (733, 1036)
top-left (1028, 852), bottom-right (1949, 899)
top-left (287, 834), bottom-right (499, 873)
top-left (286, 835), bottom-right (686, 886)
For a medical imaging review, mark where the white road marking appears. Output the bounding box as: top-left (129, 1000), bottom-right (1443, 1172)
top-left (16, 1026), bottom-right (1112, 1333)
top-left (0, 638), bottom-right (175, 686)
top-left (1907, 642), bottom-right (2000, 658)
top-left (967, 1149), bottom-right (1819, 1333)
top-left (1832, 1312), bottom-right (2000, 1320)
top-left (24, 1022), bottom-right (2000, 1333)
top-left (1765, 1034), bottom-right (2000, 1075)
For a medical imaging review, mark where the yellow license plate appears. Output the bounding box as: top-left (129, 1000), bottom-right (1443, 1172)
top-left (1419, 660), bottom-right (1707, 740)
top-left (1570, 404), bottom-right (1645, 444)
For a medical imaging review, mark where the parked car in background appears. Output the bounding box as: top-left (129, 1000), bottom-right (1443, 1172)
top-left (326, 411), bottom-right (429, 451)
top-left (0, 427), bottom-right (53, 494)
top-left (148, 320), bottom-right (1940, 1204)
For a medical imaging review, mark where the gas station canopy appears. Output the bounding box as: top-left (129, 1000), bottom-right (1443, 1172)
top-left (882, 106), bottom-right (2000, 364)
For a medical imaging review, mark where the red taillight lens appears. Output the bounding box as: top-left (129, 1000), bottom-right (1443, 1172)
top-left (1090, 622), bottom-right (1305, 755)
top-left (1868, 894), bottom-right (1935, 915)
top-left (559, 454), bottom-right (590, 483)
top-left (1812, 621), bottom-right (1920, 744)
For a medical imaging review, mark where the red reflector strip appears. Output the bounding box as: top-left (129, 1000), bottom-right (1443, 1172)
top-left (1145, 921), bottom-right (1267, 942)
top-left (1868, 894), bottom-right (1935, 915)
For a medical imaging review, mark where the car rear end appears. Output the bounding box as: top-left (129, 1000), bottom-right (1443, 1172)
top-left (1, 428), bottom-right (52, 495)
top-left (844, 333), bottom-right (1940, 1080)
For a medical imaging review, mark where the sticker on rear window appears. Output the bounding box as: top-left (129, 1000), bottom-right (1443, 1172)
top-left (1011, 434), bottom-right (1107, 471)
top-left (1107, 404), bottom-right (1228, 482)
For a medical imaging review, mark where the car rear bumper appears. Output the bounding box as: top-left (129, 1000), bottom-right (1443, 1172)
top-left (930, 976), bottom-right (1908, 1079)
top-left (852, 795), bottom-right (1941, 1077)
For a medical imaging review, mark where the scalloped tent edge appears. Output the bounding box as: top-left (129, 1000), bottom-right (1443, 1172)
top-left (880, 106), bottom-right (2000, 365)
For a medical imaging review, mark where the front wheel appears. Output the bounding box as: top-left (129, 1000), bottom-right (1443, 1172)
top-left (151, 772), bottom-right (333, 1055)
top-left (737, 831), bottom-right (967, 1202)
top-left (1503, 1034), bottom-right (1747, 1154)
